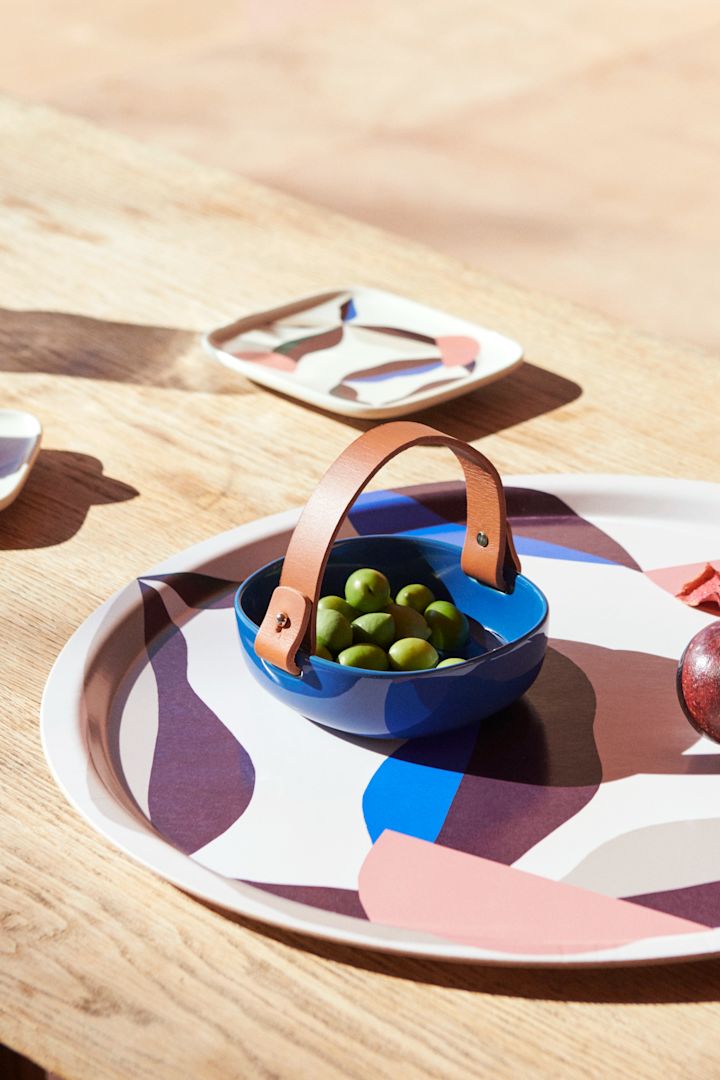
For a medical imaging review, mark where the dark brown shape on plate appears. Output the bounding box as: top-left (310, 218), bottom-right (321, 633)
top-left (677, 623), bottom-right (720, 743)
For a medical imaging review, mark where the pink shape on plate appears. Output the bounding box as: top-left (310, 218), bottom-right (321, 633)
top-left (436, 335), bottom-right (479, 367)
top-left (358, 831), bottom-right (705, 955)
top-left (234, 350), bottom-right (297, 372)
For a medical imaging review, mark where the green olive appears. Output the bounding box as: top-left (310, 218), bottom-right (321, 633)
top-left (345, 568), bottom-right (391, 614)
top-left (337, 644), bottom-right (389, 671)
top-left (395, 583), bottom-right (435, 613)
top-left (436, 657), bottom-right (465, 668)
top-left (385, 602), bottom-right (431, 642)
top-left (316, 608), bottom-right (353, 654)
top-left (352, 611), bottom-right (396, 650)
top-left (388, 637), bottom-right (439, 672)
top-left (318, 594), bottom-right (358, 622)
top-left (424, 601), bottom-right (469, 651)
top-left (314, 643), bottom-right (334, 661)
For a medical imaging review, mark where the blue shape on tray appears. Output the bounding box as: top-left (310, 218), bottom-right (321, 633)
top-left (362, 725), bottom-right (479, 841)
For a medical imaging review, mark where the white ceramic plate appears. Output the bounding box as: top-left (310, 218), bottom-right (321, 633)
top-left (0, 409), bottom-right (42, 511)
top-left (203, 286), bottom-right (523, 419)
top-left (42, 476), bottom-right (720, 965)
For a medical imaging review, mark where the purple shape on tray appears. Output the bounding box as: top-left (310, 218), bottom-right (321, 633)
top-left (245, 882), bottom-right (368, 920)
top-left (626, 880), bottom-right (720, 927)
top-left (140, 581), bottom-right (255, 854)
top-left (351, 483), bottom-right (641, 571)
top-left (142, 572), bottom-right (239, 610)
top-left (435, 645), bottom-right (600, 862)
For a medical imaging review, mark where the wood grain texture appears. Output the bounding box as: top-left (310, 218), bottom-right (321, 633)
top-left (3, 1), bottom-right (720, 350)
top-left (0, 95), bottom-right (719, 1080)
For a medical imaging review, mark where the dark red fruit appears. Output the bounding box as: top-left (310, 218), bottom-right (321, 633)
top-left (677, 623), bottom-right (720, 743)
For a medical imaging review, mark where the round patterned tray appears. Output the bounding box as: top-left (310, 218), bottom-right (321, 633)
top-left (42, 476), bottom-right (720, 965)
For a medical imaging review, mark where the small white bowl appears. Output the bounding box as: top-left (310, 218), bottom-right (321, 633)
top-left (0, 409), bottom-right (42, 511)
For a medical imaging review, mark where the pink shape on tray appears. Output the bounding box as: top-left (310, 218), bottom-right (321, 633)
top-left (235, 350), bottom-right (297, 371)
top-left (358, 831), bottom-right (705, 955)
top-left (646, 560), bottom-right (720, 613)
top-left (436, 335), bottom-right (479, 367)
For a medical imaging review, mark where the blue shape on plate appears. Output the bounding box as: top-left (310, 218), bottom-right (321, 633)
top-left (348, 360), bottom-right (442, 383)
top-left (403, 525), bottom-right (623, 565)
top-left (404, 522), bottom-right (465, 546)
top-left (342, 298), bottom-right (357, 321)
top-left (362, 725), bottom-right (480, 842)
top-left (349, 491), bottom-right (449, 537)
top-left (513, 535), bottom-right (620, 565)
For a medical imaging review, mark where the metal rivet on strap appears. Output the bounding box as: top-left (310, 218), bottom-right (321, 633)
top-left (275, 611), bottom-right (290, 630)
top-left (476, 531), bottom-right (489, 548)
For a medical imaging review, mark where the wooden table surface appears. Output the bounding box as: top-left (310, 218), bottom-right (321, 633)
top-left (1, 96), bottom-right (719, 1080)
top-left (5, 1), bottom-right (720, 353)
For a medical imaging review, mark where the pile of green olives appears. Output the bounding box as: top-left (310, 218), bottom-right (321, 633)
top-left (314, 567), bottom-right (470, 671)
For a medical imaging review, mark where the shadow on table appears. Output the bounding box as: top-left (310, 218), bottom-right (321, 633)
top-left (0, 307), bottom-right (242, 393)
top-left (0, 449), bottom-right (138, 549)
top-left (322, 359), bottom-right (583, 443)
top-left (0, 1043), bottom-right (46, 1080)
top-left (200, 899), bottom-right (720, 1005)
top-left (248, 357), bottom-right (582, 444)
top-left (0, 308), bottom-right (581, 441)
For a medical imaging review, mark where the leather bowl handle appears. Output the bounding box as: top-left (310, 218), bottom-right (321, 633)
top-left (254, 421), bottom-right (521, 674)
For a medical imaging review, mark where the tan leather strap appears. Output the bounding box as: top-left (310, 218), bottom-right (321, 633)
top-left (254, 421), bottom-right (521, 674)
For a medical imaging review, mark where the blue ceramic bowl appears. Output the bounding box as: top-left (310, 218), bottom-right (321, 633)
top-left (235, 534), bottom-right (548, 740)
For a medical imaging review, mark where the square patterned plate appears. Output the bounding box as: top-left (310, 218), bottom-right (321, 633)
top-left (203, 287), bottom-right (523, 418)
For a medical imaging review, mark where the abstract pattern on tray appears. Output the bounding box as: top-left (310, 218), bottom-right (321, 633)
top-left (107, 484), bottom-right (720, 957)
top-left (222, 290), bottom-right (481, 407)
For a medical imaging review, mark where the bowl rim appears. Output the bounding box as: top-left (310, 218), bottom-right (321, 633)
top-left (234, 534), bottom-right (549, 678)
